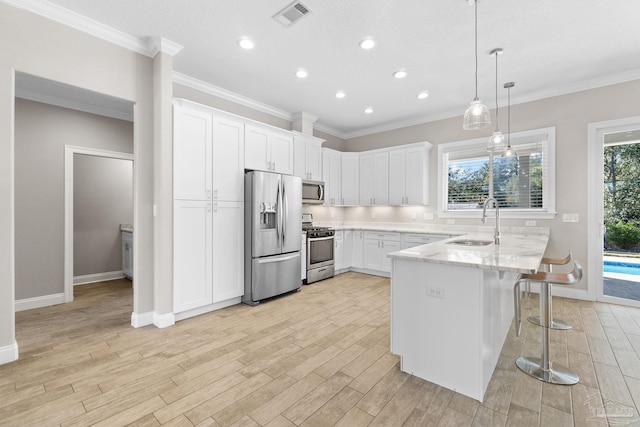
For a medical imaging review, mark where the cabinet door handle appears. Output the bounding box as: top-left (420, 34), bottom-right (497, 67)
top-left (373, 198), bottom-right (376, 205)
top-left (207, 203), bottom-right (212, 212)
top-left (213, 203), bottom-right (218, 212)
top-left (207, 189), bottom-right (212, 199)
top-left (213, 189), bottom-right (218, 199)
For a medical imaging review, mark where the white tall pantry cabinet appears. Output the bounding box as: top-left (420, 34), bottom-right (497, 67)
top-left (173, 100), bottom-right (244, 318)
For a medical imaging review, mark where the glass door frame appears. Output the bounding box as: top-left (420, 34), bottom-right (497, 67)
top-left (588, 116), bottom-right (640, 307)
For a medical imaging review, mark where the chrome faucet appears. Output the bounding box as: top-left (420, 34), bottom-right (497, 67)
top-left (482, 197), bottom-right (501, 244)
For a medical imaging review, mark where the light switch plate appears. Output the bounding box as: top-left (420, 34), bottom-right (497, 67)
top-left (447, 219), bottom-right (455, 225)
top-left (525, 220), bottom-right (536, 226)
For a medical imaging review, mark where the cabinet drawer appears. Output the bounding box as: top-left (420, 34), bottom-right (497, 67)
top-left (364, 231), bottom-right (400, 241)
top-left (334, 230), bottom-right (344, 239)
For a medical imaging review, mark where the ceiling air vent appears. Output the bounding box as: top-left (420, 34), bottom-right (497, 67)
top-left (273, 1), bottom-right (311, 27)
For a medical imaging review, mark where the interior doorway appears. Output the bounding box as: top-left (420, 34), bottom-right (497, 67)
top-left (588, 117), bottom-right (640, 307)
top-left (64, 147), bottom-right (134, 302)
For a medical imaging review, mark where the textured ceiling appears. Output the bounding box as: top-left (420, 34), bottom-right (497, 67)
top-left (30, 0), bottom-right (640, 137)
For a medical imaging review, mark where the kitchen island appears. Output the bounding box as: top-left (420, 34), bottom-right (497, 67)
top-left (388, 230), bottom-right (549, 402)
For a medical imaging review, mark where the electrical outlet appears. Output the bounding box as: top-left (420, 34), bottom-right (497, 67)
top-left (424, 212), bottom-right (434, 220)
top-left (411, 212), bottom-right (416, 220)
top-left (427, 286), bottom-right (445, 299)
top-left (371, 211), bottom-right (376, 219)
top-left (330, 210), bottom-right (335, 219)
top-left (525, 220), bottom-right (536, 226)
top-left (447, 219), bottom-right (455, 225)
top-left (562, 213), bottom-right (579, 223)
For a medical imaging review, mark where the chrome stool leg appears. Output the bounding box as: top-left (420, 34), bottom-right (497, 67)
top-left (514, 281), bottom-right (522, 336)
top-left (527, 284), bottom-right (572, 330)
top-left (516, 281), bottom-right (578, 385)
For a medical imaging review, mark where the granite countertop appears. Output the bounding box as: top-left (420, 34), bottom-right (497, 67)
top-left (387, 231), bottom-right (549, 274)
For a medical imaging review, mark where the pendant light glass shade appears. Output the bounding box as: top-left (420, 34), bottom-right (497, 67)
top-left (463, 0), bottom-right (491, 130)
top-left (487, 48), bottom-right (505, 150)
top-left (464, 100), bottom-right (491, 130)
top-left (502, 82), bottom-right (517, 158)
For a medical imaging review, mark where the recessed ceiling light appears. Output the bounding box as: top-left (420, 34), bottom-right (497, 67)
top-left (359, 39), bottom-right (375, 50)
top-left (364, 107), bottom-right (374, 114)
top-left (417, 91), bottom-right (429, 99)
top-left (296, 69), bottom-right (308, 78)
top-left (238, 38), bottom-right (254, 50)
top-left (335, 91), bottom-right (346, 99)
top-left (393, 70), bottom-right (408, 79)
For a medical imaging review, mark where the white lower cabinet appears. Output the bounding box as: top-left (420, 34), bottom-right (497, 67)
top-left (351, 230), bottom-right (364, 269)
top-left (334, 230), bottom-right (344, 272)
top-left (363, 231), bottom-right (400, 273)
top-left (211, 202), bottom-right (244, 303)
top-left (122, 231), bottom-right (133, 280)
top-left (173, 200), bottom-right (213, 313)
top-left (173, 200), bottom-right (244, 316)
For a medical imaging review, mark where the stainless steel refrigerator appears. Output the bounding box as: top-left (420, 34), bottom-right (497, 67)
top-left (243, 171), bottom-right (302, 305)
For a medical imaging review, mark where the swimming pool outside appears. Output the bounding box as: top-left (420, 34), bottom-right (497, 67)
top-left (604, 256), bottom-right (640, 283)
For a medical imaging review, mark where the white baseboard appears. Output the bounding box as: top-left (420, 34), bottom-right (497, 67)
top-left (0, 341), bottom-right (19, 365)
top-left (131, 311), bottom-right (154, 328)
top-left (74, 271), bottom-right (125, 286)
top-left (525, 285), bottom-right (593, 302)
top-left (174, 297), bottom-right (241, 322)
top-left (153, 312), bottom-right (176, 328)
top-left (15, 293), bottom-right (65, 312)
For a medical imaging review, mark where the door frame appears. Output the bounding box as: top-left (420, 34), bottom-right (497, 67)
top-left (587, 116), bottom-right (640, 306)
top-left (64, 145), bottom-right (134, 302)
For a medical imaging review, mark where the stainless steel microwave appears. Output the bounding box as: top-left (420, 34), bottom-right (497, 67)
top-left (302, 179), bottom-right (324, 204)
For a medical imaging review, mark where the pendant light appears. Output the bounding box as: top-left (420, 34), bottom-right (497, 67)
top-left (487, 48), bottom-right (505, 151)
top-left (503, 82), bottom-right (517, 157)
top-left (463, 0), bottom-right (491, 130)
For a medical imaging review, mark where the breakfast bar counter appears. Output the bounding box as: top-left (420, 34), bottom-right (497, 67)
top-left (387, 230), bottom-right (549, 402)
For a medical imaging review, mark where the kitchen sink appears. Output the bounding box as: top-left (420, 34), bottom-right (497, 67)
top-left (447, 239), bottom-right (493, 246)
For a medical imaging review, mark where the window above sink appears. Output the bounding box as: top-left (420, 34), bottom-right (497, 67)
top-left (437, 127), bottom-right (556, 220)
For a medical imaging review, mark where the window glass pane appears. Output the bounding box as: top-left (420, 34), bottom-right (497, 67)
top-left (443, 130), bottom-right (551, 213)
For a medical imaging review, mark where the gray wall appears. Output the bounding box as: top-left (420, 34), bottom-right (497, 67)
top-left (1, 2), bottom-right (156, 355)
top-left (14, 99), bottom-right (133, 298)
top-left (73, 154), bottom-right (133, 277)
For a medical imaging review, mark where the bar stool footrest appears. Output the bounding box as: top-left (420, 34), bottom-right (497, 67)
top-left (515, 356), bottom-right (579, 385)
top-left (527, 315), bottom-right (572, 330)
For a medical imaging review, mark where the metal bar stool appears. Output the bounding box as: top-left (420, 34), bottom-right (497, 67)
top-left (514, 260), bottom-right (583, 385)
top-left (526, 253), bottom-right (572, 330)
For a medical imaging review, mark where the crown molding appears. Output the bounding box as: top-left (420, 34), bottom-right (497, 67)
top-left (173, 72), bottom-right (294, 122)
top-left (2, 0), bottom-right (154, 56)
top-left (147, 36), bottom-right (183, 57)
top-left (292, 111), bottom-right (319, 123)
top-left (343, 68), bottom-right (640, 140)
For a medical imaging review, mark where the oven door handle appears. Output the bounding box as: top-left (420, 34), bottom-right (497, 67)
top-left (307, 235), bottom-right (334, 242)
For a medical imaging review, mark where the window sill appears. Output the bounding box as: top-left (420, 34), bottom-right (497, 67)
top-left (438, 210), bottom-right (557, 220)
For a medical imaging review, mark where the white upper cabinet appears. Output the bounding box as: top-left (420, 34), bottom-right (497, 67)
top-left (340, 153), bottom-right (359, 205)
top-left (359, 151), bottom-right (389, 206)
top-left (293, 132), bottom-right (324, 181)
top-left (173, 103), bottom-right (212, 201)
top-left (245, 124), bottom-right (294, 175)
top-left (212, 116), bottom-right (245, 202)
top-left (322, 148), bottom-right (341, 205)
top-left (389, 143), bottom-right (431, 206)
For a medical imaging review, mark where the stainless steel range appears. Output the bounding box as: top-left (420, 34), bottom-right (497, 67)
top-left (302, 214), bottom-right (335, 284)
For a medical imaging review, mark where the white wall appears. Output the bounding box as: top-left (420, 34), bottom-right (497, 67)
top-left (74, 154), bottom-right (133, 277)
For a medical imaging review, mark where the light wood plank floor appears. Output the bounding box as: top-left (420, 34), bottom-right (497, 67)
top-left (4, 273), bottom-right (640, 426)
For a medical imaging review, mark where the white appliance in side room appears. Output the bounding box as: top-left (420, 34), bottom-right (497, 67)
top-left (243, 171), bottom-right (302, 305)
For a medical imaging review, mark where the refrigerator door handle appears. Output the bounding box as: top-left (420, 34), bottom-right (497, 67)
top-left (282, 180), bottom-right (287, 247)
top-left (257, 252), bottom-right (300, 264)
top-left (275, 181), bottom-right (281, 244)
